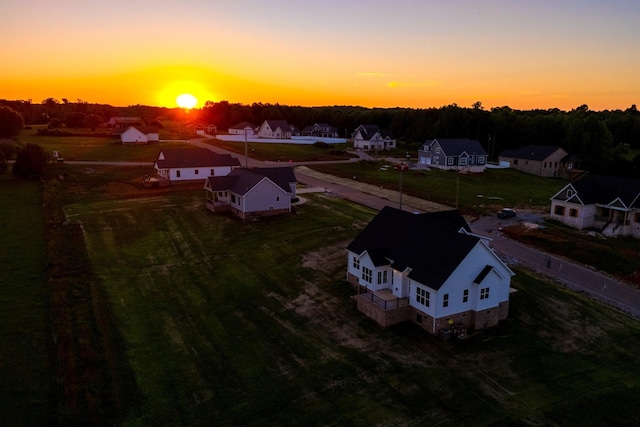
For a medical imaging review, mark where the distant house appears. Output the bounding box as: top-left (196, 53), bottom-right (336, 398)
top-left (418, 138), bottom-right (488, 172)
top-left (346, 207), bottom-right (514, 335)
top-left (108, 117), bottom-right (143, 134)
top-left (153, 148), bottom-right (240, 185)
top-left (352, 125), bottom-right (396, 151)
top-left (204, 167), bottom-right (297, 219)
top-left (550, 175), bottom-right (640, 238)
top-left (257, 120), bottom-right (297, 139)
top-left (499, 145), bottom-right (580, 178)
top-left (120, 126), bottom-right (159, 144)
top-left (301, 123), bottom-right (339, 138)
top-left (187, 122), bottom-right (217, 136)
top-left (229, 122), bottom-right (257, 135)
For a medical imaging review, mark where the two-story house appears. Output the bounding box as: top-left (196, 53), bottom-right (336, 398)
top-left (301, 123), bottom-right (339, 138)
top-left (418, 138), bottom-right (488, 172)
top-left (352, 124), bottom-right (396, 151)
top-left (257, 120), bottom-right (297, 139)
top-left (346, 207), bottom-right (514, 336)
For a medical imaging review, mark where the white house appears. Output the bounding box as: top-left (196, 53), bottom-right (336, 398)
top-left (550, 175), bottom-right (640, 238)
top-left (120, 126), bottom-right (159, 144)
top-left (418, 138), bottom-right (487, 172)
top-left (346, 207), bottom-right (514, 336)
top-left (352, 124), bottom-right (396, 151)
top-left (154, 148), bottom-right (241, 185)
top-left (228, 122), bottom-right (257, 135)
top-left (204, 167), bottom-right (297, 219)
top-left (257, 120), bottom-right (296, 139)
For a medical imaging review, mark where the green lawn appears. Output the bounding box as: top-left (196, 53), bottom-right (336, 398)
top-left (310, 161), bottom-right (568, 214)
top-left (0, 178), bottom-right (53, 425)
top-left (207, 138), bottom-right (354, 162)
top-left (41, 165), bottom-right (640, 425)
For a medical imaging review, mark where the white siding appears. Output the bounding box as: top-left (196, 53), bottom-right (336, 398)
top-left (241, 179), bottom-right (290, 213)
top-left (170, 166), bottom-right (233, 182)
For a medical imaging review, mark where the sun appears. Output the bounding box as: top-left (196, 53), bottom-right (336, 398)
top-left (176, 93), bottom-right (198, 109)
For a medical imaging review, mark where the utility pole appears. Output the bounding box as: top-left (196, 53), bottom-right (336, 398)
top-left (244, 129), bottom-right (249, 168)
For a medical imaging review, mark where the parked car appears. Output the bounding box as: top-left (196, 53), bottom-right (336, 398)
top-left (497, 208), bottom-right (516, 219)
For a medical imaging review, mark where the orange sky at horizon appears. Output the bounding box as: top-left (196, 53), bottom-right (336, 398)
top-left (2, 1), bottom-right (639, 112)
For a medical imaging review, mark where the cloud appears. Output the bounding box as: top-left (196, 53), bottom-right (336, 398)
top-left (387, 81), bottom-right (441, 88)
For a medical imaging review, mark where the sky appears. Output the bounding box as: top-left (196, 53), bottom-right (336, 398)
top-left (1, 0), bottom-right (639, 111)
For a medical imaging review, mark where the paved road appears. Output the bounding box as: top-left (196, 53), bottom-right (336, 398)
top-left (70, 138), bottom-right (640, 318)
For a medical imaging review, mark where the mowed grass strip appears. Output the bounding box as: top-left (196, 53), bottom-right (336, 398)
top-left (208, 138), bottom-right (354, 162)
top-left (0, 178), bottom-right (53, 425)
top-left (60, 179), bottom-right (640, 425)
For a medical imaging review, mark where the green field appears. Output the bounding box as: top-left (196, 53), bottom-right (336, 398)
top-left (206, 138), bottom-right (354, 162)
top-left (32, 165), bottom-right (640, 425)
top-left (310, 161), bottom-right (568, 214)
top-left (0, 178), bottom-right (53, 425)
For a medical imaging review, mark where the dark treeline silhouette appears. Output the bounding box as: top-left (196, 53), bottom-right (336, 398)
top-left (3, 98), bottom-right (640, 176)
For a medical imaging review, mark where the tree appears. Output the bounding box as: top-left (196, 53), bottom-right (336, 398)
top-left (65, 111), bottom-right (86, 128)
top-left (84, 114), bottom-right (104, 131)
top-left (0, 105), bottom-right (24, 138)
top-left (12, 143), bottom-right (50, 179)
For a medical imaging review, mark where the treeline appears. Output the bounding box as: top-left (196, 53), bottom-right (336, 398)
top-left (3, 98), bottom-right (640, 176)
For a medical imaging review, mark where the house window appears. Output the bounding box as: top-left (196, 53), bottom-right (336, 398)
top-left (176, 170), bottom-right (181, 178)
top-left (480, 287), bottom-right (490, 300)
top-left (195, 169), bottom-right (199, 175)
top-left (362, 267), bottom-right (372, 283)
top-left (435, 147), bottom-right (440, 154)
top-left (463, 289), bottom-right (469, 303)
top-left (567, 190), bottom-right (574, 198)
top-left (635, 213), bottom-right (640, 223)
top-left (231, 194), bottom-right (236, 204)
top-left (210, 169), bottom-right (215, 176)
top-left (353, 257), bottom-right (360, 270)
top-left (416, 287), bottom-right (430, 307)
top-left (478, 157), bottom-right (485, 164)
top-left (555, 162), bottom-right (558, 167)
top-left (544, 162), bottom-right (547, 168)
top-left (569, 208), bottom-right (578, 217)
top-left (377, 270), bottom-right (388, 285)
top-left (447, 157), bottom-right (454, 166)
top-left (554, 205), bottom-right (565, 215)
top-left (525, 160), bottom-right (529, 165)
top-left (443, 293), bottom-right (449, 308)
top-left (513, 159), bottom-right (519, 165)
top-left (459, 157), bottom-right (467, 166)
top-left (276, 196), bottom-right (280, 202)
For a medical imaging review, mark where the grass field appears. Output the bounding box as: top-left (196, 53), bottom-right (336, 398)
top-left (34, 165), bottom-right (640, 425)
top-left (0, 178), bottom-right (53, 425)
top-left (205, 138), bottom-right (354, 162)
top-left (309, 161), bottom-right (568, 215)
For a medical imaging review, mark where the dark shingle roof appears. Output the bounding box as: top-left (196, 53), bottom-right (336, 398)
top-left (573, 175), bottom-right (640, 207)
top-left (346, 207), bottom-right (479, 290)
top-left (264, 120), bottom-right (293, 132)
top-left (155, 148), bottom-right (241, 169)
top-left (229, 121), bottom-right (256, 130)
top-left (205, 167), bottom-right (296, 196)
top-left (426, 138), bottom-right (487, 156)
top-left (499, 145), bottom-right (563, 161)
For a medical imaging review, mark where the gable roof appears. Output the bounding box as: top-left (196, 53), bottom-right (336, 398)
top-left (229, 121), bottom-right (256, 130)
top-left (346, 207), bottom-right (480, 290)
top-left (263, 120), bottom-right (294, 132)
top-left (205, 167), bottom-right (296, 196)
top-left (499, 145), bottom-right (564, 161)
top-left (155, 148), bottom-right (241, 169)
top-left (128, 125), bottom-right (158, 134)
top-left (571, 175), bottom-right (640, 207)
top-left (354, 124), bottom-right (395, 141)
top-left (426, 138), bottom-right (487, 156)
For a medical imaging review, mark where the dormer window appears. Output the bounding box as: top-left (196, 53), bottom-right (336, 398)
top-left (567, 190), bottom-right (574, 198)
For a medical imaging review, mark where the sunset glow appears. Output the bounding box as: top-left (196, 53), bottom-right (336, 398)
top-left (1, 1), bottom-right (639, 111)
top-left (176, 93), bottom-right (198, 110)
